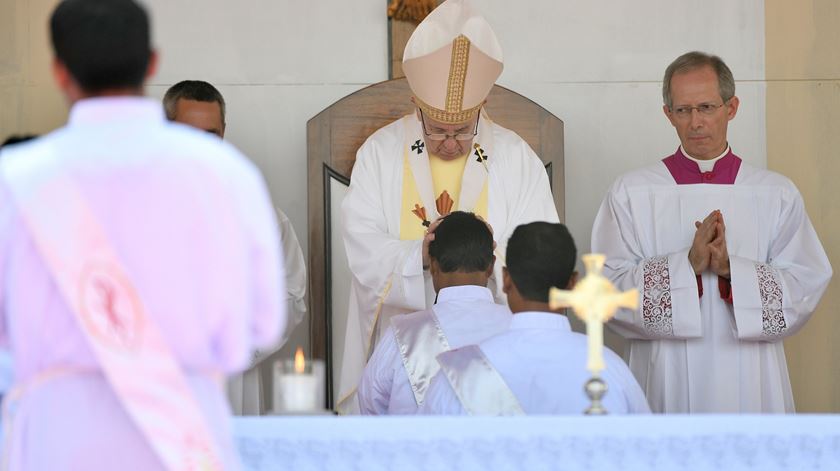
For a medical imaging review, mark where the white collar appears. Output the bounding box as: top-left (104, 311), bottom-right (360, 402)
top-left (69, 97), bottom-right (164, 126)
top-left (436, 285), bottom-right (494, 304)
top-left (509, 311), bottom-right (571, 331)
top-left (680, 145), bottom-right (730, 172)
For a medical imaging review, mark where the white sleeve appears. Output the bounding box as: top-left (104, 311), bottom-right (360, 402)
top-left (341, 138), bottom-right (427, 315)
top-left (496, 139), bottom-right (560, 243)
top-left (592, 182), bottom-right (702, 340)
top-left (358, 327), bottom-right (400, 415)
top-left (729, 187), bottom-right (832, 341)
top-left (277, 211), bottom-right (307, 346)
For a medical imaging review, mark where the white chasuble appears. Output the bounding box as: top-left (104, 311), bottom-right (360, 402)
top-left (340, 112), bottom-right (558, 413)
top-left (592, 161), bottom-right (832, 413)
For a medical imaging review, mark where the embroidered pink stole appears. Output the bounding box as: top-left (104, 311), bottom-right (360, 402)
top-left (2, 155), bottom-right (223, 470)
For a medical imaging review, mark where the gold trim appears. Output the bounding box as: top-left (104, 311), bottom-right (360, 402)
top-left (414, 95), bottom-right (482, 125)
top-left (445, 35), bottom-right (471, 113)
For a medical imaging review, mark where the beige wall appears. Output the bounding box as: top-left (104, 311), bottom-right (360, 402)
top-left (766, 0), bottom-right (840, 412)
top-left (0, 0), bottom-right (65, 138)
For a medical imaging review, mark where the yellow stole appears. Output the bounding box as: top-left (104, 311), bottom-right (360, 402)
top-left (399, 151), bottom-right (489, 240)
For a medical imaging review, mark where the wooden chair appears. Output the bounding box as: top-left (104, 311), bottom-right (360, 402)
top-left (306, 77), bottom-right (564, 408)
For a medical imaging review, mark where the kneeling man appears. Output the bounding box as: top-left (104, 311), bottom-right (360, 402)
top-left (420, 222), bottom-right (650, 415)
top-left (358, 211), bottom-right (511, 414)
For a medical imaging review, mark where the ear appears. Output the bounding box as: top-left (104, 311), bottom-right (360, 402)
top-left (145, 50), bottom-right (159, 81)
top-left (725, 96), bottom-right (739, 121)
top-left (51, 58), bottom-right (71, 92)
top-left (566, 271), bottom-right (579, 290)
top-left (52, 58), bottom-right (82, 103)
top-left (485, 255), bottom-right (496, 277)
top-left (663, 104), bottom-right (677, 128)
top-left (502, 267), bottom-right (513, 295)
top-left (429, 258), bottom-right (440, 278)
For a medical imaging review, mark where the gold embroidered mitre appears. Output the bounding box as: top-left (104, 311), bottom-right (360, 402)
top-left (402, 0), bottom-right (504, 124)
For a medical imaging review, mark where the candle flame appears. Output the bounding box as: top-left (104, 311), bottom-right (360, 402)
top-left (294, 347), bottom-right (305, 374)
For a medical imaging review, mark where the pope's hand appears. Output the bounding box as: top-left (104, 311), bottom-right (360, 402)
top-left (422, 217), bottom-right (444, 270)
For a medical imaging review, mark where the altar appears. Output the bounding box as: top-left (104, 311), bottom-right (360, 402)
top-left (233, 415), bottom-right (840, 470)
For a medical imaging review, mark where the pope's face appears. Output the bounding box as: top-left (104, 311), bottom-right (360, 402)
top-left (173, 99), bottom-right (225, 138)
top-left (664, 66), bottom-right (739, 160)
top-left (419, 111), bottom-right (478, 161)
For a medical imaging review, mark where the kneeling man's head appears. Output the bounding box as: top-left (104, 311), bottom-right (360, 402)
top-left (504, 222), bottom-right (577, 312)
top-left (428, 211), bottom-right (495, 292)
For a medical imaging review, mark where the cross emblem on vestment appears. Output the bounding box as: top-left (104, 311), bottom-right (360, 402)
top-left (473, 143), bottom-right (489, 163)
top-left (411, 140), bottom-right (425, 154)
top-left (548, 253), bottom-right (638, 376)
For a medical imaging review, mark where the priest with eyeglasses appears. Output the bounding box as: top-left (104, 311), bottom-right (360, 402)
top-left (591, 51), bottom-right (832, 413)
top-left (337, 0), bottom-right (558, 414)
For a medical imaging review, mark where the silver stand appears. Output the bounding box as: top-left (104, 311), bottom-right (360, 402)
top-left (584, 376), bottom-right (608, 415)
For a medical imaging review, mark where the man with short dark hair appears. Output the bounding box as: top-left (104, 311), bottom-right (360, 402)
top-left (0, 0), bottom-right (285, 468)
top-left (420, 222), bottom-right (649, 415)
top-left (163, 80), bottom-right (226, 138)
top-left (358, 211), bottom-right (511, 414)
top-left (591, 51), bottom-right (832, 413)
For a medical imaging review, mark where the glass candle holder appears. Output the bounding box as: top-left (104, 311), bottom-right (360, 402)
top-left (272, 348), bottom-right (325, 413)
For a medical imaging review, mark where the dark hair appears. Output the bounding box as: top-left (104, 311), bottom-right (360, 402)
top-left (1, 134), bottom-right (39, 148)
top-left (50, 0), bottom-right (151, 93)
top-left (505, 222), bottom-right (576, 303)
top-left (663, 51), bottom-right (735, 109)
top-left (163, 80), bottom-right (227, 124)
top-left (428, 211), bottom-right (494, 273)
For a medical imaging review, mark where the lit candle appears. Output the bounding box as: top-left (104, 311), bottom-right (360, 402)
top-left (273, 347), bottom-right (325, 413)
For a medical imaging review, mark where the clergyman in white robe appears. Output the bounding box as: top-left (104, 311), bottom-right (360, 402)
top-left (340, 114), bottom-right (557, 413)
top-left (338, 0), bottom-right (558, 413)
top-left (591, 148), bottom-right (832, 413)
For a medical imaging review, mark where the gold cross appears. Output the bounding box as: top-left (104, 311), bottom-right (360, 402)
top-left (549, 253), bottom-right (638, 375)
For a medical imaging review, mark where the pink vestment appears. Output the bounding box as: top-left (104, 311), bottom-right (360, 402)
top-left (0, 97), bottom-right (285, 469)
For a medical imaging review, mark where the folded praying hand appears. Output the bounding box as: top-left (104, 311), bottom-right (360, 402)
top-left (688, 209), bottom-right (731, 279)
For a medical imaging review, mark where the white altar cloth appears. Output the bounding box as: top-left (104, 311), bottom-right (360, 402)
top-left (233, 415), bottom-right (840, 470)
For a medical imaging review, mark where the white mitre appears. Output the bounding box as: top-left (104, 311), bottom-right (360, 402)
top-left (402, 0), bottom-right (504, 124)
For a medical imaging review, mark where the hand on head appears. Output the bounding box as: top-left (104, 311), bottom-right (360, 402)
top-left (422, 214), bottom-right (497, 270)
top-left (422, 217), bottom-right (444, 270)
